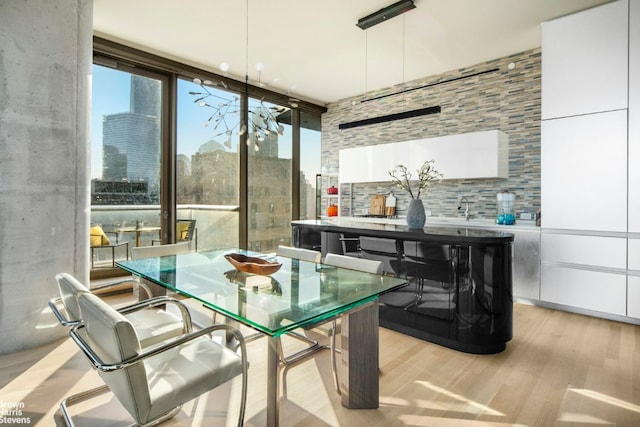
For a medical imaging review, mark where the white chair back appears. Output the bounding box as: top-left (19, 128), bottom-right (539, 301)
top-left (74, 291), bottom-right (248, 426)
top-left (131, 241), bottom-right (191, 260)
top-left (323, 253), bottom-right (384, 275)
top-left (55, 273), bottom-right (91, 324)
top-left (276, 245), bottom-right (321, 263)
top-left (77, 293), bottom-right (148, 420)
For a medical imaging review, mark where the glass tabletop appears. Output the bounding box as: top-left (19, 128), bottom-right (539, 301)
top-left (117, 249), bottom-right (408, 337)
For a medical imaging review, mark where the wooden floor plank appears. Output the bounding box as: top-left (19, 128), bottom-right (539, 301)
top-left (1, 300), bottom-right (639, 426)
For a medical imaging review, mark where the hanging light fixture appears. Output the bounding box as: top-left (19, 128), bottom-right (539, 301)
top-left (189, 0), bottom-right (287, 152)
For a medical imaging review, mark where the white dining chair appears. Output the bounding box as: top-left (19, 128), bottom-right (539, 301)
top-left (324, 252), bottom-right (384, 274)
top-left (49, 272), bottom-right (191, 347)
top-left (131, 241), bottom-right (191, 259)
top-left (276, 245), bottom-right (321, 263)
top-left (60, 292), bottom-right (248, 426)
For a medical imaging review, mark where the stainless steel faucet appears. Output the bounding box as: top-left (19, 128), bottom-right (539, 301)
top-left (458, 197), bottom-right (470, 221)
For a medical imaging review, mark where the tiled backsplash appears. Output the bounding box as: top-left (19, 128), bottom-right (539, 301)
top-left (322, 48), bottom-right (541, 220)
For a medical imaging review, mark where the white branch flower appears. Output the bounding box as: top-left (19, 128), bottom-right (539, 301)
top-left (388, 160), bottom-right (443, 200)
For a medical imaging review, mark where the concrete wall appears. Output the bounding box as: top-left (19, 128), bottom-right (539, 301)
top-left (322, 49), bottom-right (541, 220)
top-left (0, 0), bottom-right (92, 354)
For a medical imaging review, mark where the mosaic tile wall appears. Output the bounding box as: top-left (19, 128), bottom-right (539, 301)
top-left (321, 48), bottom-right (541, 220)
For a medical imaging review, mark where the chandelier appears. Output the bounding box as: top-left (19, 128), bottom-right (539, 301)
top-left (189, 0), bottom-right (288, 152)
top-left (190, 79), bottom-right (287, 151)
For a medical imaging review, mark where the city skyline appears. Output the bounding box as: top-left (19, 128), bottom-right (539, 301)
top-left (91, 65), bottom-right (321, 186)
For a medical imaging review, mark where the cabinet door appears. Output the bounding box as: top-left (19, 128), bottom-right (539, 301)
top-left (629, 238), bottom-right (640, 272)
top-left (630, 0), bottom-right (640, 232)
top-left (541, 110), bottom-right (627, 232)
top-left (541, 265), bottom-right (626, 315)
top-left (629, 276), bottom-right (640, 319)
top-left (541, 233), bottom-right (626, 269)
top-left (541, 0), bottom-right (628, 119)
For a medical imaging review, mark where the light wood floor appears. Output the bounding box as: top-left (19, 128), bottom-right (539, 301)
top-left (1, 294), bottom-right (639, 426)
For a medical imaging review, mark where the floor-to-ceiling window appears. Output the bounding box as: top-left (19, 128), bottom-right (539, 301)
top-left (176, 78), bottom-right (241, 250)
top-left (247, 97), bottom-right (293, 252)
top-left (90, 63), bottom-right (165, 266)
top-left (299, 111), bottom-right (322, 220)
top-left (92, 38), bottom-right (325, 265)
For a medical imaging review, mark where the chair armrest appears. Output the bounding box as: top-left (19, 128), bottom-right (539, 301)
top-left (90, 277), bottom-right (138, 293)
top-left (89, 277), bottom-right (152, 300)
top-left (70, 322), bottom-right (247, 374)
top-left (104, 230), bottom-right (119, 243)
top-left (116, 296), bottom-right (193, 334)
top-left (48, 297), bottom-right (80, 327)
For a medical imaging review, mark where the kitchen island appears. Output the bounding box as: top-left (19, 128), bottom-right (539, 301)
top-left (291, 219), bottom-right (514, 354)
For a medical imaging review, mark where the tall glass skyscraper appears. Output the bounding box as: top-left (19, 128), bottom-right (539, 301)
top-left (102, 75), bottom-right (161, 196)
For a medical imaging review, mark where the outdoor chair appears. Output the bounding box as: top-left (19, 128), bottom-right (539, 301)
top-left (152, 219), bottom-right (197, 251)
top-left (90, 224), bottom-right (128, 268)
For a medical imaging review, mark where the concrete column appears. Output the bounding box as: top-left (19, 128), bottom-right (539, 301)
top-left (0, 0), bottom-right (92, 354)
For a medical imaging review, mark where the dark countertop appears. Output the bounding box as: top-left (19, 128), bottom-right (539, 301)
top-left (292, 219), bottom-right (514, 246)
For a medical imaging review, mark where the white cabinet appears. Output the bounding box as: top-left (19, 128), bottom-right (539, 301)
top-left (539, 0), bottom-right (636, 322)
top-left (629, 239), bottom-right (640, 272)
top-left (628, 276), bottom-right (640, 319)
top-left (541, 110), bottom-right (628, 232)
top-left (540, 232), bottom-right (627, 316)
top-left (541, 233), bottom-right (626, 270)
top-left (339, 130), bottom-right (508, 183)
top-left (541, 0), bottom-right (628, 119)
top-left (629, 0), bottom-right (640, 233)
top-left (541, 265), bottom-right (627, 316)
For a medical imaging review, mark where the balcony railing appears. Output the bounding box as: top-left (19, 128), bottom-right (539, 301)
top-left (90, 204), bottom-right (294, 269)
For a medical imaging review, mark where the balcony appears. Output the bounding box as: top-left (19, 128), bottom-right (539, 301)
top-left (90, 204), bottom-right (238, 275)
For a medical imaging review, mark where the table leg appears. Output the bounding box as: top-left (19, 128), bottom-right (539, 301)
top-left (266, 335), bottom-right (280, 427)
top-left (340, 300), bottom-right (379, 409)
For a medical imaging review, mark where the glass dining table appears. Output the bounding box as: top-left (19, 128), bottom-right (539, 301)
top-left (117, 249), bottom-right (408, 427)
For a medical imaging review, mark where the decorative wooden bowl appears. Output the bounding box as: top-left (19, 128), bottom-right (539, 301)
top-left (224, 253), bottom-right (282, 276)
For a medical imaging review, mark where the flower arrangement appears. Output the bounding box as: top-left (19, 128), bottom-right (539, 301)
top-left (388, 160), bottom-right (443, 200)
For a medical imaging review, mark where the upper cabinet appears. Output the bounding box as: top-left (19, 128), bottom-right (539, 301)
top-left (339, 130), bottom-right (508, 183)
top-left (541, 0), bottom-right (629, 120)
top-left (629, 0), bottom-right (640, 233)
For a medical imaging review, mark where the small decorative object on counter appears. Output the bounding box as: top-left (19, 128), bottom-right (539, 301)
top-left (496, 191), bottom-right (516, 225)
top-left (385, 192), bottom-right (397, 217)
top-left (389, 160), bottom-right (442, 229)
top-left (327, 204), bottom-right (338, 217)
top-left (327, 185), bottom-right (338, 195)
top-left (406, 199), bottom-right (426, 229)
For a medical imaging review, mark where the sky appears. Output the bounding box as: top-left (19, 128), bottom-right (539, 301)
top-left (91, 65), bottom-right (321, 183)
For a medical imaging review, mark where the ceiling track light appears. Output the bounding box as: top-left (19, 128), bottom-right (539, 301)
top-left (356, 0), bottom-right (416, 30)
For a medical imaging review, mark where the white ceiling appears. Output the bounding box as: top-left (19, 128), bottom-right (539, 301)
top-left (93, 0), bottom-right (611, 106)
